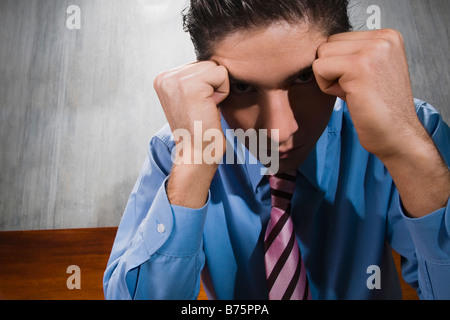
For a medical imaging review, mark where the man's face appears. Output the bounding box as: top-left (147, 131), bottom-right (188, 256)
top-left (211, 22), bottom-right (336, 173)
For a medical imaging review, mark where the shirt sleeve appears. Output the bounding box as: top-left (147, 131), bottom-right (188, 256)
top-left (103, 130), bottom-right (208, 300)
top-left (389, 100), bottom-right (450, 300)
top-left (401, 200), bottom-right (450, 299)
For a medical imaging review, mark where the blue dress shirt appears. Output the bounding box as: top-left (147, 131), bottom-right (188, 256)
top-left (103, 98), bottom-right (450, 300)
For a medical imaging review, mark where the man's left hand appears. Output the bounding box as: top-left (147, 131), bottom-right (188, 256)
top-left (313, 29), bottom-right (427, 159)
top-left (313, 29), bottom-right (450, 218)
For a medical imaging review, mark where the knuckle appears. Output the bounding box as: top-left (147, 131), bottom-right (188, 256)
top-left (153, 72), bottom-right (165, 90)
top-left (379, 28), bottom-right (403, 44)
top-left (153, 71), bottom-right (169, 90)
top-left (197, 60), bottom-right (218, 70)
top-left (205, 60), bottom-right (219, 67)
top-left (312, 59), bottom-right (321, 73)
top-left (355, 53), bottom-right (374, 72)
top-left (372, 38), bottom-right (391, 53)
top-left (153, 71), bottom-right (180, 94)
top-left (316, 43), bottom-right (328, 58)
top-left (216, 65), bottom-right (229, 78)
top-left (312, 59), bottom-right (326, 76)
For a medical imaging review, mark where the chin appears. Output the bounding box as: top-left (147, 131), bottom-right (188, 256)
top-left (280, 144), bottom-right (313, 170)
top-left (276, 157), bottom-right (305, 174)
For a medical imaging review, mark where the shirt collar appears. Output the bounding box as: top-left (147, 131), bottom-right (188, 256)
top-left (220, 98), bottom-right (345, 192)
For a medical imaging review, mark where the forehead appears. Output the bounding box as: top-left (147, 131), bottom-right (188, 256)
top-left (210, 22), bottom-right (326, 88)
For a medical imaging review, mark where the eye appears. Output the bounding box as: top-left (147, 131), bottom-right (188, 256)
top-left (230, 82), bottom-right (255, 94)
top-left (293, 70), bottom-right (315, 84)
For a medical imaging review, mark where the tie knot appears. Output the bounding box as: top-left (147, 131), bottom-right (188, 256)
top-left (269, 170), bottom-right (297, 209)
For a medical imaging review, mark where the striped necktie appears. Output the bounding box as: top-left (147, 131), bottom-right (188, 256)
top-left (264, 170), bottom-right (311, 300)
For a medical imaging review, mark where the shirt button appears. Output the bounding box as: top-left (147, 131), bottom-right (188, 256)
top-left (157, 223), bottom-right (165, 234)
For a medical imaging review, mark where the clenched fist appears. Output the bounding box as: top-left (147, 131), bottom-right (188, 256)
top-left (313, 29), bottom-right (450, 217)
top-left (313, 29), bottom-right (427, 160)
top-left (153, 61), bottom-right (230, 208)
top-left (154, 61), bottom-right (230, 162)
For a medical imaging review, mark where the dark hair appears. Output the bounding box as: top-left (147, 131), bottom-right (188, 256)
top-left (183, 0), bottom-right (352, 60)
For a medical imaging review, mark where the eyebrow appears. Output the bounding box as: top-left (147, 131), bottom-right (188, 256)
top-left (228, 65), bottom-right (314, 88)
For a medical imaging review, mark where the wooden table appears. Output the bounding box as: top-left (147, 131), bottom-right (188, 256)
top-left (0, 227), bottom-right (416, 300)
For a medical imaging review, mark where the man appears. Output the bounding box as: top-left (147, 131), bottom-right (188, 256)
top-left (103, 0), bottom-right (450, 299)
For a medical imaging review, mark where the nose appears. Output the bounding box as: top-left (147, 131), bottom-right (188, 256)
top-left (260, 90), bottom-right (299, 144)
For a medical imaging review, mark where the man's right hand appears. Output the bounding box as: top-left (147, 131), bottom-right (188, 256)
top-left (153, 61), bottom-right (230, 208)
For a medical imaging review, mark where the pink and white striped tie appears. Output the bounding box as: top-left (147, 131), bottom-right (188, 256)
top-left (264, 170), bottom-right (311, 300)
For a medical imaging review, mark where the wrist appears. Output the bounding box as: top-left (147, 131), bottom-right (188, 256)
top-left (378, 133), bottom-right (433, 171)
top-left (379, 135), bottom-right (450, 218)
top-left (167, 163), bottom-right (218, 209)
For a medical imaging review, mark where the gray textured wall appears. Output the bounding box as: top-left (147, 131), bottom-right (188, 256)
top-left (351, 0), bottom-right (450, 120)
top-left (0, 0), bottom-right (448, 231)
top-left (0, 0), bottom-right (195, 230)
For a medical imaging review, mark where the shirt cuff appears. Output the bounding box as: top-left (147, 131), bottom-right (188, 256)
top-left (401, 195), bottom-right (450, 262)
top-left (139, 175), bottom-right (210, 257)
